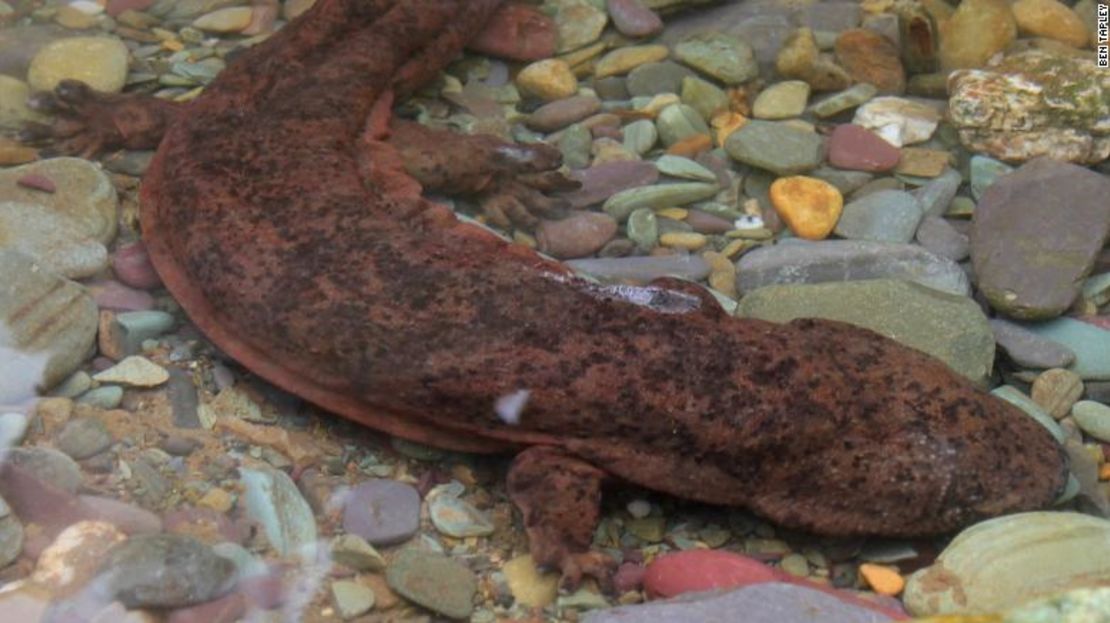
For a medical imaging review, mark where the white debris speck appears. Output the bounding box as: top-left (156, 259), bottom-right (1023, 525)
top-left (495, 389), bottom-right (530, 425)
top-left (734, 214), bottom-right (764, 230)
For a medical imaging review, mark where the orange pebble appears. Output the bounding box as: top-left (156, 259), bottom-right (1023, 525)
top-left (858, 563), bottom-right (904, 596)
top-left (711, 111), bottom-right (748, 145)
top-left (666, 133), bottom-right (713, 157)
top-left (1099, 463), bottom-right (1110, 481)
top-left (768, 175), bottom-right (843, 240)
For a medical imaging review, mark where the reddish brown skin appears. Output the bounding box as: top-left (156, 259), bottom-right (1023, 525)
top-left (32, 0), bottom-right (1066, 583)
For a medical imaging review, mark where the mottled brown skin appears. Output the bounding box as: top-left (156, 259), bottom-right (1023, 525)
top-left (29, 0), bottom-right (1067, 584)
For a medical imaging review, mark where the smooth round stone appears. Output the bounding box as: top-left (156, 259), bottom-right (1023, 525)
top-left (0, 158), bottom-right (118, 244)
top-left (331, 534), bottom-right (385, 572)
top-left (913, 168), bottom-right (962, 217)
top-left (1011, 0), bottom-right (1088, 48)
top-left (55, 416), bottom-right (112, 460)
top-left (969, 155), bottom-right (1014, 200)
top-left (972, 158), bottom-right (1110, 320)
top-left (536, 212), bottom-right (617, 259)
top-left (1072, 401), bottom-right (1110, 442)
top-left (655, 103), bottom-right (710, 147)
top-left (775, 27), bottom-right (852, 91)
top-left (0, 201), bottom-right (107, 279)
top-left (0, 75), bottom-right (43, 130)
top-left (680, 75), bottom-right (728, 121)
top-left (768, 176), bottom-right (843, 240)
top-left (607, 0), bottom-right (662, 37)
top-left (594, 45), bottom-right (669, 79)
top-left (93, 356), bottom-right (168, 387)
top-left (525, 95), bottom-right (601, 132)
top-left (914, 216), bottom-right (969, 261)
top-left (626, 207), bottom-right (658, 251)
top-left (516, 58), bottom-right (577, 101)
top-left (343, 480), bottom-right (420, 546)
top-left (553, 0), bottom-right (607, 53)
top-left (737, 279), bottom-right (996, 384)
top-left (724, 120), bottom-right (824, 176)
top-left (1030, 368), bottom-right (1084, 419)
top-left (626, 61), bottom-right (695, 98)
top-left (1018, 317), bottom-right (1110, 380)
top-left (673, 32), bottom-right (757, 85)
top-left (809, 83), bottom-right (878, 118)
top-left (27, 36), bottom-right (129, 93)
top-left (428, 492), bottom-right (495, 538)
top-left (938, 0), bottom-right (1017, 70)
top-left (904, 512), bottom-right (1110, 616)
top-left (833, 28), bottom-right (905, 94)
top-left (989, 318), bottom-right (1076, 369)
top-left (556, 123), bottom-right (591, 169)
top-left (807, 166), bottom-right (873, 195)
top-left (102, 534), bottom-right (234, 608)
top-left (603, 182), bottom-right (719, 222)
top-left (77, 385), bottom-right (124, 409)
top-left (240, 467), bottom-right (317, 558)
top-left (827, 124), bottom-right (900, 173)
top-left (685, 209), bottom-right (733, 234)
top-left (331, 580), bottom-right (375, 619)
top-left (6, 446), bottom-right (82, 493)
top-left (566, 254), bottom-right (711, 284)
top-left (504, 555), bottom-right (559, 608)
top-left (386, 549), bottom-right (477, 620)
top-left (0, 412), bottom-right (28, 449)
top-left (834, 189), bottom-right (923, 243)
top-left (643, 550), bottom-right (780, 598)
top-left (191, 7), bottom-right (253, 33)
top-left (894, 147), bottom-right (950, 178)
top-left (751, 80), bottom-right (810, 120)
top-left (0, 250), bottom-right (98, 402)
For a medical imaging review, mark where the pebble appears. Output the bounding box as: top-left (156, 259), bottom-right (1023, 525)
top-left (111, 241), bottom-right (162, 290)
top-left (738, 279), bottom-right (995, 383)
top-left (32, 521), bottom-right (126, 595)
top-left (852, 97), bottom-right (940, 147)
top-left (331, 580), bottom-right (375, 619)
top-left (858, 563), bottom-right (904, 596)
top-left (0, 411), bottom-right (27, 449)
top-left (775, 27), bottom-right (852, 91)
top-left (386, 549), bottom-right (477, 620)
top-left (561, 160), bottom-right (658, 209)
top-left (654, 155), bottom-right (716, 183)
top-left (914, 216), bottom-right (969, 261)
top-left (79, 494), bottom-right (162, 534)
top-left (330, 534), bottom-right (386, 572)
top-left (566, 254), bottom-right (711, 284)
top-left (659, 231), bottom-right (707, 251)
top-left (673, 32), bottom-right (757, 85)
top-left (93, 355), bottom-right (169, 387)
top-left (626, 208), bottom-right (658, 252)
top-left (6, 446), bottom-right (82, 493)
top-left (603, 182), bottom-right (718, 222)
top-left (240, 467), bottom-right (317, 558)
top-left (1072, 401), bottom-right (1110, 442)
top-left (1020, 317), bottom-right (1110, 380)
top-left (768, 175), bottom-right (843, 241)
top-left (990, 318), bottom-right (1077, 369)
top-left (972, 157), bottom-right (1110, 320)
top-left (191, 6), bottom-right (253, 33)
top-left (607, 0), bottom-right (663, 38)
top-left (594, 44), bottom-right (669, 79)
top-left (834, 190), bottom-right (924, 243)
top-left (938, 0), bottom-right (1017, 70)
top-left (680, 75), bottom-right (729, 121)
top-left (99, 310), bottom-right (176, 360)
top-left (55, 416), bottom-right (112, 460)
top-left (894, 148), bottom-right (950, 178)
top-left (736, 240), bottom-right (970, 296)
top-left (536, 212), bottom-right (617, 259)
top-left (809, 83), bottom-right (878, 118)
top-left (989, 386), bottom-right (1066, 443)
top-left (526, 95), bottom-right (601, 132)
top-left (553, 0), bottom-right (607, 53)
top-left (515, 59), bottom-right (577, 101)
top-left (27, 36), bottom-right (130, 93)
top-left (88, 280), bottom-right (156, 313)
top-left (343, 479), bottom-right (421, 546)
top-left (644, 549), bottom-right (781, 598)
top-left (1011, 0), bottom-right (1089, 49)
top-left (503, 554), bottom-right (559, 608)
top-left (724, 120), bottom-right (824, 176)
top-left (0, 250), bottom-right (98, 402)
top-left (626, 61), bottom-right (695, 98)
top-left (913, 168), bottom-right (962, 217)
top-left (77, 385), bottom-right (124, 409)
top-left (969, 155), bottom-right (1014, 201)
top-left (0, 495), bottom-right (23, 568)
top-left (827, 124), bottom-right (901, 173)
top-left (588, 581), bottom-right (903, 622)
top-left (427, 488), bottom-right (495, 538)
top-left (621, 119), bottom-right (658, 156)
top-left (1030, 368), bottom-right (1084, 419)
top-left (751, 80), bottom-right (810, 120)
top-left (833, 28), bottom-right (905, 95)
top-left (903, 512), bottom-right (1110, 616)
top-left (0, 76), bottom-right (42, 130)
top-left (102, 534), bottom-right (234, 608)
top-left (655, 103), bottom-right (710, 147)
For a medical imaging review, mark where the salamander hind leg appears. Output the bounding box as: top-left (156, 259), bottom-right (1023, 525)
top-left (507, 446), bottom-right (616, 591)
top-left (20, 80), bottom-right (183, 157)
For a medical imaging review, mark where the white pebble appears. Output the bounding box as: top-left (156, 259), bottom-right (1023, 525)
top-left (627, 499), bottom-right (652, 519)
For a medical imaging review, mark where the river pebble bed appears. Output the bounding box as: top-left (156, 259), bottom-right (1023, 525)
top-left (0, 0), bottom-right (1109, 621)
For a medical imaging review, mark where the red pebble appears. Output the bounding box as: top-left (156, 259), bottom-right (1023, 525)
top-left (17, 173), bottom-right (56, 193)
top-left (613, 561), bottom-right (646, 593)
top-left (467, 3), bottom-right (557, 61)
top-left (106, 0), bottom-right (155, 17)
top-left (643, 549), bottom-right (782, 598)
top-left (112, 241), bottom-right (164, 290)
top-left (827, 124), bottom-right (901, 172)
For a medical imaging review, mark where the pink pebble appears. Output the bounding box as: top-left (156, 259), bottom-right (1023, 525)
top-left (643, 549), bottom-right (782, 598)
top-left (827, 124), bottom-right (901, 173)
top-left (112, 241), bottom-right (163, 290)
top-left (106, 0), bottom-right (155, 17)
top-left (614, 561), bottom-right (646, 593)
top-left (165, 592), bottom-right (247, 623)
top-left (17, 173), bottom-right (56, 193)
top-left (88, 279), bottom-right (155, 312)
top-left (1078, 315), bottom-right (1110, 331)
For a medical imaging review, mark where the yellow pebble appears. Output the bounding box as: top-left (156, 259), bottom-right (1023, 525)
top-left (769, 175), bottom-right (843, 240)
top-left (516, 58), bottom-right (578, 102)
top-left (594, 44), bottom-right (670, 79)
top-left (659, 232), bottom-right (707, 250)
top-left (721, 238), bottom-right (757, 259)
top-left (639, 93), bottom-right (682, 116)
top-left (1011, 0), bottom-right (1090, 48)
top-left (655, 207), bottom-right (688, 220)
top-left (858, 563), bottom-right (905, 596)
top-left (161, 38), bottom-right (185, 52)
top-left (704, 251), bottom-right (738, 298)
top-left (1099, 463), bottom-right (1110, 481)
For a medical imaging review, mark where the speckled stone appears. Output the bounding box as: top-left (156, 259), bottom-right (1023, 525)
top-left (102, 534), bottom-right (234, 608)
top-left (386, 549), bottom-right (477, 620)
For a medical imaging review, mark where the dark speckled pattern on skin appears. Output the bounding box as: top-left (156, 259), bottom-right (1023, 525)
top-left (135, 0), bottom-right (1068, 578)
